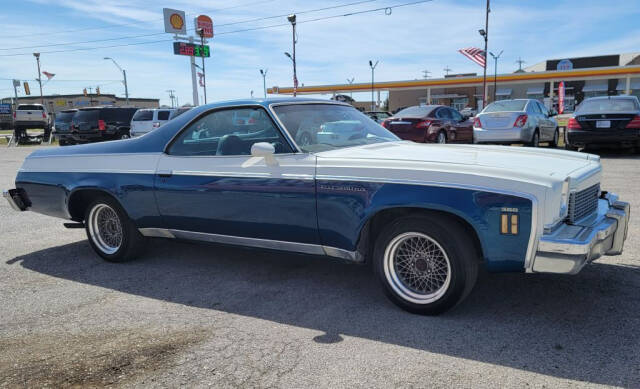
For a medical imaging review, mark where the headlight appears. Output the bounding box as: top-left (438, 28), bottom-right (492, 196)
top-left (559, 179), bottom-right (570, 218)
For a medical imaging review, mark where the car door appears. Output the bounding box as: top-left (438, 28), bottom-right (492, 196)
top-left (156, 110), bottom-right (171, 128)
top-left (448, 108), bottom-right (473, 143)
top-left (536, 101), bottom-right (554, 140)
top-left (434, 108), bottom-right (453, 141)
top-left (153, 105), bottom-right (319, 246)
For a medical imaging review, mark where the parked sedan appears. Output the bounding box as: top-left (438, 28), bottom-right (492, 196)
top-left (473, 99), bottom-right (559, 147)
top-left (4, 98), bottom-right (630, 315)
top-left (565, 95), bottom-right (640, 151)
top-left (365, 111), bottom-right (392, 123)
top-left (381, 105), bottom-right (473, 144)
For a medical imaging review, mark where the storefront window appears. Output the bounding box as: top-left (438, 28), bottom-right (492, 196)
top-left (451, 97), bottom-right (468, 111)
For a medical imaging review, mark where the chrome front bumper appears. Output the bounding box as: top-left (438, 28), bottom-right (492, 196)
top-left (533, 193), bottom-right (630, 274)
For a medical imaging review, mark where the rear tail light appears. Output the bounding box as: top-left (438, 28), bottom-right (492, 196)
top-left (567, 117), bottom-right (582, 130)
top-left (152, 122), bottom-right (160, 128)
top-left (513, 114), bottom-right (528, 128)
top-left (473, 117), bottom-right (482, 128)
top-left (98, 119), bottom-right (106, 131)
top-left (13, 112), bottom-right (16, 119)
top-left (381, 120), bottom-right (389, 128)
top-left (625, 115), bottom-right (640, 129)
top-left (42, 112), bottom-right (46, 119)
top-left (415, 120), bottom-right (433, 129)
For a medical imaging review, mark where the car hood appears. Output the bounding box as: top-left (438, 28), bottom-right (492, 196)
top-left (315, 141), bottom-right (600, 189)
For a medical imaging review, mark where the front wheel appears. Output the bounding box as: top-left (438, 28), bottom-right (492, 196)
top-left (84, 196), bottom-right (146, 262)
top-left (373, 216), bottom-right (479, 315)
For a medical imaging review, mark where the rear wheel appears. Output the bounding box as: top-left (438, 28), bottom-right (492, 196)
top-left (373, 216), bottom-right (479, 315)
top-left (436, 131), bottom-right (447, 144)
top-left (84, 195), bottom-right (146, 262)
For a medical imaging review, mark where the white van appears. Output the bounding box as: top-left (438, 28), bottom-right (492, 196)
top-left (130, 107), bottom-right (191, 137)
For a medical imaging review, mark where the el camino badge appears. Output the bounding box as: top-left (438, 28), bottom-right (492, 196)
top-left (319, 184), bottom-right (366, 192)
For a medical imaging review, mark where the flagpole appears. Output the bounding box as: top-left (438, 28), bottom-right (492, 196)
top-left (481, 0), bottom-right (490, 109)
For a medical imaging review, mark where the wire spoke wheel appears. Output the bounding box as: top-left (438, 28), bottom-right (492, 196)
top-left (88, 203), bottom-right (123, 255)
top-left (383, 232), bottom-right (451, 304)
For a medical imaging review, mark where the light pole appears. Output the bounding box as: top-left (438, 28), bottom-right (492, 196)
top-left (287, 14), bottom-right (298, 96)
top-left (196, 28), bottom-right (207, 104)
top-left (104, 57), bottom-right (129, 105)
top-left (346, 77), bottom-right (355, 99)
top-left (489, 50), bottom-right (503, 103)
top-left (479, 0), bottom-right (490, 109)
top-left (260, 69), bottom-right (268, 98)
top-left (33, 53), bottom-right (44, 105)
top-left (369, 60), bottom-right (378, 111)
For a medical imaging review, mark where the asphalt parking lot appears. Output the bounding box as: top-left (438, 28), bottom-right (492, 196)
top-left (1, 146), bottom-right (639, 388)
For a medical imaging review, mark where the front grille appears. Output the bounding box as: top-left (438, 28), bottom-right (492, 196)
top-left (568, 183), bottom-right (600, 223)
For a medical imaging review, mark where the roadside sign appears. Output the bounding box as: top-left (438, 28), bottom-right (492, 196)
top-left (0, 103), bottom-right (11, 114)
top-left (23, 82), bottom-right (30, 95)
top-left (12, 79), bottom-right (20, 87)
top-left (196, 15), bottom-right (214, 38)
top-left (558, 81), bottom-right (565, 114)
top-left (173, 42), bottom-right (210, 57)
top-left (163, 8), bottom-right (186, 35)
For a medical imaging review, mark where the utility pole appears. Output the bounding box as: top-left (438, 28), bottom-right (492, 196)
top-left (489, 50), bottom-right (503, 102)
top-left (260, 69), bottom-right (268, 98)
top-left (443, 66), bottom-right (452, 76)
top-left (479, 0), bottom-right (490, 109)
top-left (346, 77), bottom-right (355, 99)
top-left (196, 28), bottom-right (207, 104)
top-left (33, 53), bottom-right (43, 105)
top-left (516, 57), bottom-right (526, 71)
top-left (12, 79), bottom-right (20, 110)
top-left (369, 60), bottom-right (378, 111)
top-left (166, 89), bottom-right (176, 107)
top-left (104, 57), bottom-right (129, 105)
top-left (87, 87), bottom-right (95, 106)
top-left (422, 70), bottom-right (431, 79)
top-left (287, 14), bottom-right (298, 97)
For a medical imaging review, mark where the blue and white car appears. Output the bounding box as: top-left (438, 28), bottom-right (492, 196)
top-left (4, 98), bottom-right (630, 315)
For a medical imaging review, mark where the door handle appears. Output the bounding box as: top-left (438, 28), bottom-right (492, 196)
top-left (157, 170), bottom-right (173, 178)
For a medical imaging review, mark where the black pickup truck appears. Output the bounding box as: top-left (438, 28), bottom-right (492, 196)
top-left (63, 107), bottom-right (138, 145)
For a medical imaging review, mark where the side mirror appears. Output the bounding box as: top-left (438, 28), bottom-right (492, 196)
top-left (251, 142), bottom-right (278, 166)
top-left (548, 109), bottom-right (557, 117)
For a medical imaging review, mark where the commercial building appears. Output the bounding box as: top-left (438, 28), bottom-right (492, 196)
top-left (268, 53), bottom-right (640, 113)
top-left (1, 94), bottom-right (159, 114)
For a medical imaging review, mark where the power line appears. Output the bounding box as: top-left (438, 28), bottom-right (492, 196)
top-left (2, 0), bottom-right (278, 39)
top-left (0, 0), bottom-right (434, 57)
top-left (0, 0), bottom-right (378, 52)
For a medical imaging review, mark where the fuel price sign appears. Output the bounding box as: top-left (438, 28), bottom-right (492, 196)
top-left (173, 42), bottom-right (210, 57)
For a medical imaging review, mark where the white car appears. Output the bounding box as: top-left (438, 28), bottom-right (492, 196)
top-left (130, 107), bottom-right (191, 137)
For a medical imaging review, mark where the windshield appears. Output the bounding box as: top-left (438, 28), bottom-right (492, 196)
top-left (55, 111), bottom-right (76, 122)
top-left (576, 98), bottom-right (639, 113)
top-left (272, 104), bottom-right (399, 152)
top-left (72, 109), bottom-right (98, 122)
top-left (482, 100), bottom-right (527, 113)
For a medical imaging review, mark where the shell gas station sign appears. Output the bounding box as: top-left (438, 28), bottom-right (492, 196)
top-left (163, 8), bottom-right (186, 35)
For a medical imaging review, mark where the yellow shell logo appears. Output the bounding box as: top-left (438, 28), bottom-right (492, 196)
top-left (170, 13), bottom-right (184, 30)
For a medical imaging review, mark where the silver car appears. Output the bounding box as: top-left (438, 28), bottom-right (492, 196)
top-left (473, 99), bottom-right (559, 147)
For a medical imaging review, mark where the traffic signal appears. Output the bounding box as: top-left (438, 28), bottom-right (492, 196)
top-left (83, 88), bottom-right (87, 97)
top-left (23, 82), bottom-right (31, 95)
top-left (96, 87), bottom-right (100, 96)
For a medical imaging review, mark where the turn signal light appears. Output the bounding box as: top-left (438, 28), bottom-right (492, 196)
top-left (625, 115), bottom-right (640, 129)
top-left (513, 114), bottom-right (528, 128)
top-left (567, 117), bottom-right (582, 130)
top-left (98, 119), bottom-right (106, 131)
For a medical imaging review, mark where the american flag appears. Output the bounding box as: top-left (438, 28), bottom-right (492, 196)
top-left (458, 47), bottom-right (486, 67)
top-left (42, 71), bottom-right (55, 80)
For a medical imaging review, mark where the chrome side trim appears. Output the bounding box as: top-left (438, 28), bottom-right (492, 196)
top-left (138, 228), bottom-right (176, 238)
top-left (137, 228), bottom-right (363, 263)
top-left (315, 174), bottom-right (540, 271)
top-left (19, 169), bottom-right (156, 174)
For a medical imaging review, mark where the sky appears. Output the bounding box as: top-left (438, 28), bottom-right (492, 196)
top-left (1, 0), bottom-right (639, 106)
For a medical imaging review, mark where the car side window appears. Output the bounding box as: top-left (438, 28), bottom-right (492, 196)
top-left (157, 111), bottom-right (171, 121)
top-left (168, 107), bottom-right (293, 157)
top-left (528, 101), bottom-right (542, 115)
top-left (449, 108), bottom-right (463, 121)
top-left (536, 102), bottom-right (549, 116)
top-left (435, 108), bottom-right (451, 119)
